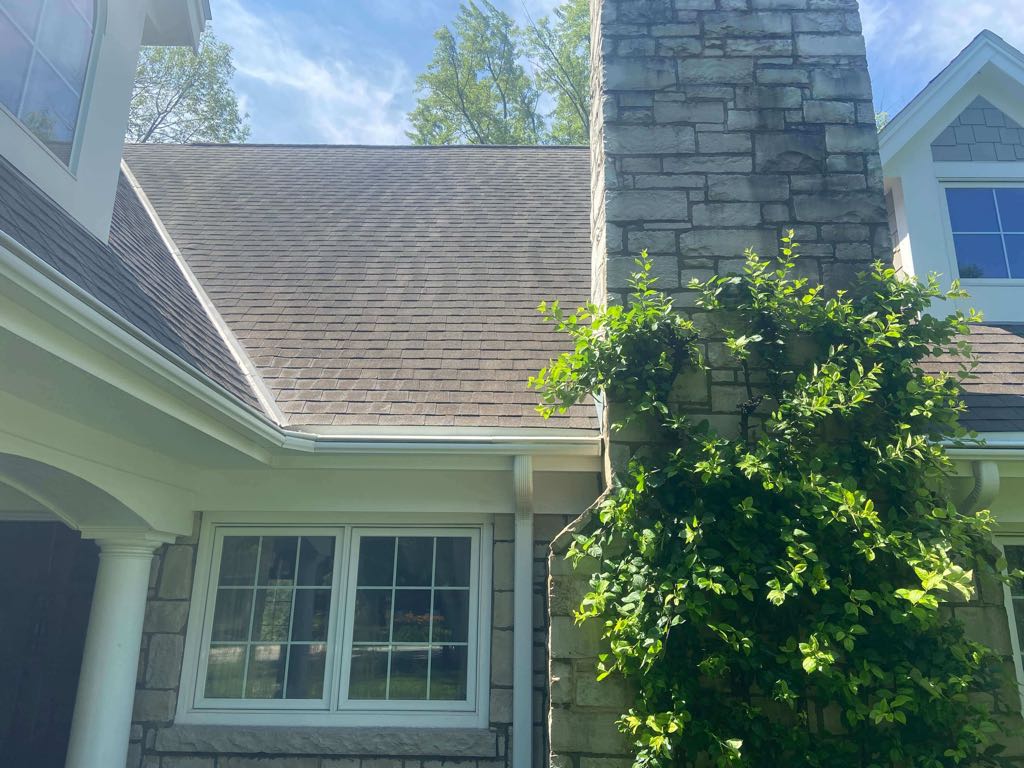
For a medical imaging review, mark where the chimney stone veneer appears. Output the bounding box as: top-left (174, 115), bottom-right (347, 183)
top-left (550, 2), bottom-right (891, 766)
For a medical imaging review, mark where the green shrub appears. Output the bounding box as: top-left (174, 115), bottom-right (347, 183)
top-left (531, 237), bottom-right (1020, 768)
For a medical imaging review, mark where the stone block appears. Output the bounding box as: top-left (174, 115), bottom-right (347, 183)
top-left (692, 202), bottom-right (761, 227)
top-left (726, 37), bottom-right (793, 56)
top-left (550, 708), bottom-right (630, 754)
top-left (607, 190), bottom-right (688, 221)
top-left (581, 759), bottom-right (635, 768)
top-left (793, 191), bottom-right (886, 223)
top-left (810, 68), bottom-right (873, 99)
top-left (162, 759), bottom-right (215, 768)
top-left (220, 760), bottom-right (319, 768)
top-left (796, 33), bottom-right (866, 57)
top-left (492, 629), bottom-right (514, 686)
top-left (708, 174), bottom-right (790, 202)
top-left (755, 131), bottom-right (826, 173)
top-left (492, 589), bottom-right (513, 629)
top-left (607, 125), bottom-right (696, 155)
top-left (664, 154), bottom-right (752, 173)
top-left (679, 228), bottom-right (779, 259)
top-left (144, 600), bottom-right (190, 634)
top-left (678, 58), bottom-right (755, 85)
top-left (698, 131), bottom-right (751, 153)
top-left (575, 674), bottom-right (632, 709)
top-left (145, 633), bottom-right (185, 689)
top-left (320, 761), bottom-right (360, 768)
top-left (132, 689), bottom-right (176, 723)
top-left (652, 100), bottom-right (725, 124)
top-left (550, 616), bottom-right (605, 660)
top-left (804, 100), bottom-right (855, 124)
top-left (793, 11), bottom-right (847, 32)
top-left (703, 11), bottom-right (792, 37)
top-left (493, 541), bottom-right (514, 590)
top-left (605, 58), bottom-right (677, 91)
top-left (825, 124), bottom-right (878, 152)
top-left (159, 545), bottom-right (195, 600)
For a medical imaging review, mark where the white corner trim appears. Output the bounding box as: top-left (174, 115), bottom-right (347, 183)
top-left (511, 454), bottom-right (534, 768)
top-left (120, 160), bottom-right (286, 425)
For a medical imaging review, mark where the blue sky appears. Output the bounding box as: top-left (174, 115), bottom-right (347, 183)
top-left (209, 0), bottom-right (1024, 144)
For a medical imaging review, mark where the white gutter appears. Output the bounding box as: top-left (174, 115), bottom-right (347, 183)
top-left (512, 454), bottom-right (535, 768)
top-left (0, 227), bottom-right (602, 459)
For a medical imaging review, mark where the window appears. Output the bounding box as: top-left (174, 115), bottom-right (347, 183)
top-left (0, 0), bottom-right (96, 164)
top-left (187, 526), bottom-right (486, 725)
top-left (945, 187), bottom-right (1024, 279)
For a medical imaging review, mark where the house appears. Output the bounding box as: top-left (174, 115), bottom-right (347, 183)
top-left (0, 1), bottom-right (1023, 767)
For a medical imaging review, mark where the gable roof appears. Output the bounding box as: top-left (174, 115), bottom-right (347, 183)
top-left (0, 155), bottom-right (259, 409)
top-left (930, 96), bottom-right (1024, 162)
top-left (122, 144), bottom-right (596, 432)
top-left (879, 30), bottom-right (1024, 165)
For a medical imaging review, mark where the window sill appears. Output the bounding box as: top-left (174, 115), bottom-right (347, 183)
top-left (153, 723), bottom-right (502, 758)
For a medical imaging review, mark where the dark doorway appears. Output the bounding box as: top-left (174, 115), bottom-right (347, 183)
top-left (0, 522), bottom-right (99, 768)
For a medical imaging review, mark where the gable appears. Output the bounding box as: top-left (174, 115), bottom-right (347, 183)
top-left (931, 97), bottom-right (1024, 162)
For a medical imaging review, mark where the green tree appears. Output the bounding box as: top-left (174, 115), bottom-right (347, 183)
top-left (531, 241), bottom-right (1021, 767)
top-left (407, 1), bottom-right (542, 145)
top-left (127, 30), bottom-right (250, 144)
top-left (525, 0), bottom-right (591, 144)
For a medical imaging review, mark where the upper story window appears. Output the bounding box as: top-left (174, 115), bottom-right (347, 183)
top-left (0, 0), bottom-right (96, 165)
top-left (946, 187), bottom-right (1024, 279)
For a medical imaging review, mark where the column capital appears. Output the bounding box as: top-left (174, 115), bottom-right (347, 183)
top-left (78, 526), bottom-right (176, 556)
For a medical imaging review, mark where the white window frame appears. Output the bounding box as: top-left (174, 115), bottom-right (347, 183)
top-left (0, 0), bottom-right (103, 172)
top-left (939, 179), bottom-right (1024, 285)
top-left (993, 537), bottom-right (1024, 712)
top-left (177, 516), bottom-right (492, 728)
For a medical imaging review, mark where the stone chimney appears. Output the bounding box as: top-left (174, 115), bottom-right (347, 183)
top-left (549, 2), bottom-right (891, 764)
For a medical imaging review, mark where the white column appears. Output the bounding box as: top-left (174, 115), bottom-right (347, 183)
top-left (65, 537), bottom-right (161, 768)
top-left (512, 455), bottom-right (534, 768)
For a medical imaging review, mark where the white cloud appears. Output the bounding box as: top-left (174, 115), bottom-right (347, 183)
top-left (214, 0), bottom-right (413, 144)
top-left (861, 0), bottom-right (1024, 113)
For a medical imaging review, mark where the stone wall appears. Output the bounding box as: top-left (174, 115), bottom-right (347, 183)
top-left (127, 514), bottom-right (574, 768)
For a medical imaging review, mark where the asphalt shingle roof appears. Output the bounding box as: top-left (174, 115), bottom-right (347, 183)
top-left (122, 144), bottom-right (596, 431)
top-left (0, 156), bottom-right (258, 409)
top-left (926, 324), bottom-right (1024, 433)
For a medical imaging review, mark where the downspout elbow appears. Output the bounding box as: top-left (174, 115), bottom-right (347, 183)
top-left (959, 460), bottom-right (1000, 515)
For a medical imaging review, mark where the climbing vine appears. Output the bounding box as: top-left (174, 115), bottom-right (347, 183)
top-left (531, 238), bottom-right (1020, 767)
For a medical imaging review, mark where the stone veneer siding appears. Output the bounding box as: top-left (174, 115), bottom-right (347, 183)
top-left (128, 513), bottom-right (574, 768)
top-left (551, 1), bottom-right (895, 766)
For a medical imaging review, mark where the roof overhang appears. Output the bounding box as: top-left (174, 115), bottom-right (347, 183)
top-left (879, 30), bottom-right (1024, 167)
top-left (142, 0), bottom-right (211, 49)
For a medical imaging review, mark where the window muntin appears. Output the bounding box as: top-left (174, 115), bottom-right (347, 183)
top-left (946, 187), bottom-right (1024, 279)
top-left (0, 0), bottom-right (95, 164)
top-left (194, 526), bottom-right (481, 719)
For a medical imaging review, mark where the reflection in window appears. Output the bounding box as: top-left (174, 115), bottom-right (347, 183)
top-left (946, 188), bottom-right (1024, 279)
top-left (205, 535), bottom-right (335, 700)
top-left (0, 0), bottom-right (95, 164)
top-left (349, 535), bottom-right (472, 702)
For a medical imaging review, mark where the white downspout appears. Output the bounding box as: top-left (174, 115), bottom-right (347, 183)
top-left (958, 459), bottom-right (1000, 514)
top-left (512, 454), bottom-right (535, 767)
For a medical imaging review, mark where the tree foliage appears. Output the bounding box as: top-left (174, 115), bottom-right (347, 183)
top-left (408, 0), bottom-right (590, 145)
top-left (531, 240), bottom-right (1021, 767)
top-left (128, 30), bottom-right (250, 144)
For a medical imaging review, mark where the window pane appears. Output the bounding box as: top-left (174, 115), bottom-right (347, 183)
top-left (0, 12), bottom-right (31, 112)
top-left (37, 0), bottom-right (91, 89)
top-left (353, 589), bottom-right (392, 642)
top-left (953, 234), bottom-right (1007, 279)
top-left (349, 646), bottom-right (388, 699)
top-left (258, 537), bottom-right (298, 586)
top-left (0, 0), bottom-right (43, 35)
top-left (435, 537), bottom-right (471, 587)
top-left (392, 589), bottom-right (431, 643)
top-left (285, 643), bottom-right (326, 699)
top-left (430, 645), bottom-right (468, 700)
top-left (396, 537), bottom-right (434, 586)
top-left (997, 189), bottom-right (1024, 232)
top-left (357, 537), bottom-right (395, 586)
top-left (389, 647), bottom-right (428, 700)
top-left (1006, 236), bottom-right (1024, 279)
top-left (205, 645), bottom-right (245, 698)
top-left (947, 188), bottom-right (999, 232)
top-left (211, 589), bottom-right (253, 642)
top-left (252, 589), bottom-right (293, 642)
top-left (433, 590), bottom-right (470, 643)
top-left (219, 536), bottom-right (260, 586)
top-left (1007, 546), bottom-right (1024, 598)
top-left (297, 536), bottom-right (334, 586)
top-left (291, 589), bottom-right (331, 642)
top-left (245, 644), bottom-right (285, 699)
top-left (22, 55), bottom-right (77, 134)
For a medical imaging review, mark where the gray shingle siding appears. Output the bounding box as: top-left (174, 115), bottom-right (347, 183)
top-left (931, 96), bottom-right (1024, 162)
